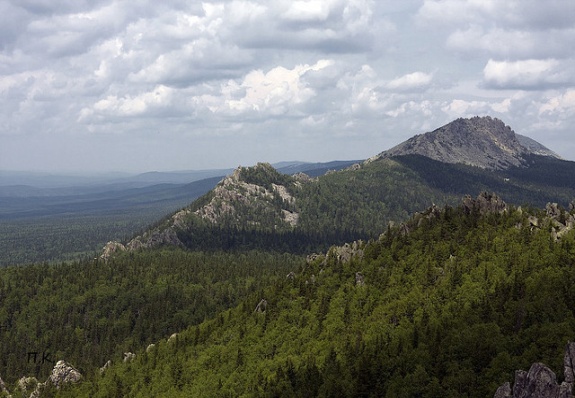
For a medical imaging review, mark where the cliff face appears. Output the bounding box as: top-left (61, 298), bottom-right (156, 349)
top-left (373, 116), bottom-right (556, 170)
top-left (100, 163), bottom-right (301, 257)
top-left (494, 342), bottom-right (575, 398)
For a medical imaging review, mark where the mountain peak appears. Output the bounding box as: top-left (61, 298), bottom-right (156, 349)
top-left (372, 116), bottom-right (558, 170)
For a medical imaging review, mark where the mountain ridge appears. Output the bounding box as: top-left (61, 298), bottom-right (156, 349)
top-left (100, 116), bottom-right (575, 258)
top-left (371, 116), bottom-right (560, 170)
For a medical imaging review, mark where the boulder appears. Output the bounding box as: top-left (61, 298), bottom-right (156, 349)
top-left (494, 342), bottom-right (575, 398)
top-left (99, 360), bottom-right (112, 375)
top-left (254, 299), bottom-right (267, 313)
top-left (355, 272), bottom-right (365, 287)
top-left (463, 192), bottom-right (507, 215)
top-left (123, 352), bottom-right (136, 363)
top-left (49, 360), bottom-right (82, 388)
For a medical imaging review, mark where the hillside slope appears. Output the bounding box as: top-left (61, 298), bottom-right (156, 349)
top-left (58, 194), bottom-right (575, 397)
top-left (95, 117), bottom-right (575, 259)
top-left (104, 152), bottom-right (575, 259)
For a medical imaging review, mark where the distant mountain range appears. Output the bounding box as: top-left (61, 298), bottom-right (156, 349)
top-left (102, 116), bottom-right (575, 258)
top-left (3, 115), bottom-right (574, 265)
top-left (3, 116), bottom-right (575, 398)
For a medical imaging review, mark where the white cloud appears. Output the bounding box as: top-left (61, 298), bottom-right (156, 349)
top-left (1, 0), bottom-right (575, 172)
top-left (282, 0), bottom-right (334, 22)
top-left (387, 72), bottom-right (433, 92)
top-left (482, 59), bottom-right (570, 90)
top-left (224, 60), bottom-right (334, 115)
top-left (418, 0), bottom-right (575, 60)
top-left (81, 85), bottom-right (175, 119)
top-left (538, 90), bottom-right (575, 117)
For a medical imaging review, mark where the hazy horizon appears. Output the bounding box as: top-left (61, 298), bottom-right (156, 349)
top-left (1, 1), bottom-right (574, 173)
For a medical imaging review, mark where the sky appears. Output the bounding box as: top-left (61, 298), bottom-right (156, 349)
top-left (1, 0), bottom-right (574, 173)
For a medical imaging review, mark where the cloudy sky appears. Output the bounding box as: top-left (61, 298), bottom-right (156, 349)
top-left (1, 0), bottom-right (574, 173)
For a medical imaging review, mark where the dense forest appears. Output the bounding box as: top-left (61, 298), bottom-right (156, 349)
top-left (0, 250), bottom-right (302, 387)
top-left (2, 195), bottom-right (575, 397)
top-left (0, 177), bottom-right (222, 266)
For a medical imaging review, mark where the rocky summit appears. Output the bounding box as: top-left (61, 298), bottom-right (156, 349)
top-left (372, 116), bottom-right (559, 170)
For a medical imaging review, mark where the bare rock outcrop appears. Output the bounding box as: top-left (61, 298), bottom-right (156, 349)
top-left (126, 227), bottom-right (183, 251)
top-left (494, 341), bottom-right (575, 398)
top-left (123, 352), bottom-right (136, 363)
top-left (100, 241), bottom-right (126, 261)
top-left (329, 241), bottom-right (364, 264)
top-left (463, 192), bottom-right (507, 215)
top-left (355, 272), bottom-right (365, 287)
top-left (527, 203), bottom-right (575, 242)
top-left (50, 360), bottom-right (81, 388)
top-left (254, 299), bottom-right (268, 313)
top-left (13, 360), bottom-right (81, 397)
top-left (100, 359), bottom-right (112, 375)
top-left (0, 375), bottom-right (11, 397)
top-left (372, 116), bottom-right (533, 170)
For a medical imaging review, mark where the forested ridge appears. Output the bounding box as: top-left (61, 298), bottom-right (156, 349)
top-left (3, 153), bottom-right (575, 266)
top-left (0, 250), bottom-right (302, 388)
top-left (13, 195), bottom-right (572, 397)
top-left (123, 156), bottom-right (575, 260)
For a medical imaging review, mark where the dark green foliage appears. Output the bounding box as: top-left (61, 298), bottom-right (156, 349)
top-left (0, 249), bottom-right (302, 386)
top-left (238, 163), bottom-right (295, 192)
top-left (171, 159), bottom-right (459, 255)
top-left (55, 202), bottom-right (575, 397)
top-left (394, 154), bottom-right (575, 207)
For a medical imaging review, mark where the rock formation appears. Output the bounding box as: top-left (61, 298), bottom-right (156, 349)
top-left (494, 341), bottom-right (575, 398)
top-left (49, 360), bottom-right (82, 388)
top-left (254, 299), bottom-right (268, 313)
top-left (355, 272), bottom-right (365, 287)
top-left (99, 360), bottom-right (112, 375)
top-left (372, 116), bottom-right (558, 170)
top-left (0, 375), bottom-right (10, 397)
top-left (10, 360), bottom-right (81, 397)
top-left (463, 192), bottom-right (507, 215)
top-left (123, 352), bottom-right (136, 363)
top-left (100, 241), bottom-right (126, 261)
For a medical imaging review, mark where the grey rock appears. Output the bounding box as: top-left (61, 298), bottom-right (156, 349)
top-left (49, 360), bottom-right (81, 388)
top-left (494, 342), bottom-right (575, 397)
top-left (123, 352), bottom-right (136, 363)
top-left (99, 360), bottom-right (112, 375)
top-left (100, 241), bottom-right (126, 261)
top-left (16, 376), bottom-right (39, 397)
top-left (494, 382), bottom-right (512, 398)
top-left (372, 116), bottom-right (554, 170)
top-left (0, 375), bottom-right (10, 397)
top-left (463, 192), bottom-right (507, 215)
top-left (516, 134), bottom-right (562, 159)
top-left (355, 272), bottom-right (365, 287)
top-left (565, 342), bottom-right (575, 384)
top-left (254, 299), bottom-right (267, 313)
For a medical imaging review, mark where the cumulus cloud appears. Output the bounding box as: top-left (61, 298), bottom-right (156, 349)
top-left (213, 60), bottom-right (334, 116)
top-left (386, 72), bottom-right (433, 92)
top-left (482, 59), bottom-right (572, 90)
top-left (1, 0), bottom-right (574, 172)
top-left (538, 90), bottom-right (575, 118)
top-left (418, 0), bottom-right (575, 60)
